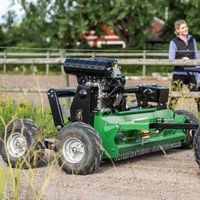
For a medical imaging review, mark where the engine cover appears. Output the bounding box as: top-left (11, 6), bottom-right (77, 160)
top-left (64, 58), bottom-right (117, 76)
top-left (64, 58), bottom-right (125, 111)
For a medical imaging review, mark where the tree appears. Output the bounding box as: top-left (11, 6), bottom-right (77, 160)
top-left (49, 0), bottom-right (110, 48)
top-left (163, 0), bottom-right (200, 41)
top-left (0, 0), bottom-right (169, 49)
top-left (104, 0), bottom-right (159, 48)
top-left (1, 10), bottom-right (20, 47)
top-left (72, 0), bottom-right (164, 48)
top-left (0, 25), bottom-right (7, 48)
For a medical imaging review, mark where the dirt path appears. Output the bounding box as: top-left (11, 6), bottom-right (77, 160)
top-left (40, 149), bottom-right (200, 200)
top-left (1, 148), bottom-right (199, 200)
top-left (0, 74), bottom-right (171, 105)
top-left (0, 74), bottom-right (197, 113)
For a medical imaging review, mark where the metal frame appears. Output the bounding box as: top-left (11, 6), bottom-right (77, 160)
top-left (47, 88), bottom-right (76, 128)
top-left (149, 122), bottom-right (199, 130)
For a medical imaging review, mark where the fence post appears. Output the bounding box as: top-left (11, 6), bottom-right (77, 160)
top-left (92, 51), bottom-right (95, 58)
top-left (60, 49), bottom-right (69, 87)
top-left (60, 49), bottom-right (65, 76)
top-left (142, 50), bottom-right (146, 76)
top-left (3, 51), bottom-right (7, 74)
top-left (46, 51), bottom-right (50, 75)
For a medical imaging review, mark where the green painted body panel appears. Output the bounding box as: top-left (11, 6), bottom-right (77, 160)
top-left (93, 108), bottom-right (187, 159)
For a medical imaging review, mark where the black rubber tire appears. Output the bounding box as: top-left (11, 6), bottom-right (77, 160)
top-left (175, 110), bottom-right (200, 149)
top-left (0, 119), bottom-right (45, 168)
top-left (55, 122), bottom-right (103, 175)
top-left (193, 126), bottom-right (200, 168)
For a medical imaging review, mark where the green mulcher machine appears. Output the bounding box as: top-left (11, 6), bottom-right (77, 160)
top-left (1, 57), bottom-right (200, 175)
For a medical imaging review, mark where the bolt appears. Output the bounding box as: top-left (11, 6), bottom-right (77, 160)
top-left (72, 147), bottom-right (77, 153)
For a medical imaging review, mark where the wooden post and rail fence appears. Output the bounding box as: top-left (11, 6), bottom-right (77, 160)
top-left (0, 50), bottom-right (182, 75)
top-left (0, 49), bottom-right (200, 73)
top-left (1, 49), bottom-right (200, 99)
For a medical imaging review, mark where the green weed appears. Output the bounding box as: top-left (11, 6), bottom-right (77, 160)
top-left (0, 95), bottom-right (56, 138)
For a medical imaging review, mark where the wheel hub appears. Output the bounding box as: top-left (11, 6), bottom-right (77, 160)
top-left (7, 133), bottom-right (27, 158)
top-left (62, 138), bottom-right (84, 163)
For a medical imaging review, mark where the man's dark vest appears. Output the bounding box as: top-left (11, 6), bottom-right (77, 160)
top-left (172, 36), bottom-right (195, 71)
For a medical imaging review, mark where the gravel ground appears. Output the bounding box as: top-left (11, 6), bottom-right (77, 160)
top-left (1, 75), bottom-right (200, 200)
top-left (1, 148), bottom-right (200, 200)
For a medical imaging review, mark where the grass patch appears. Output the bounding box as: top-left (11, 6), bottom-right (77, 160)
top-left (0, 153), bottom-right (58, 200)
top-left (0, 95), bottom-right (56, 138)
top-left (0, 95), bottom-right (60, 199)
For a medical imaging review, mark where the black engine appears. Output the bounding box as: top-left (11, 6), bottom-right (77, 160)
top-left (64, 58), bottom-right (126, 111)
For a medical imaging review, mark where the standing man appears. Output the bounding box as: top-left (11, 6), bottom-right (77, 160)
top-left (168, 19), bottom-right (200, 109)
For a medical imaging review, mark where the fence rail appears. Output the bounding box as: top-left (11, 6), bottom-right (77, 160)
top-left (0, 52), bottom-right (168, 57)
top-left (1, 58), bottom-right (200, 66)
top-left (0, 87), bottom-right (200, 98)
top-left (0, 50), bottom-right (200, 75)
top-left (1, 50), bottom-right (200, 100)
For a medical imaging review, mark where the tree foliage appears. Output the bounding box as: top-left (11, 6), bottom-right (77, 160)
top-left (0, 0), bottom-right (200, 49)
top-left (103, 0), bottom-right (161, 48)
top-left (163, 0), bottom-right (200, 41)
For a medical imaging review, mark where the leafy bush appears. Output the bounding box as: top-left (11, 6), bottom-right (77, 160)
top-left (0, 96), bottom-right (56, 138)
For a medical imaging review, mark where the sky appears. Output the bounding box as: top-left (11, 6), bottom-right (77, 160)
top-left (0, 0), bottom-right (24, 23)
